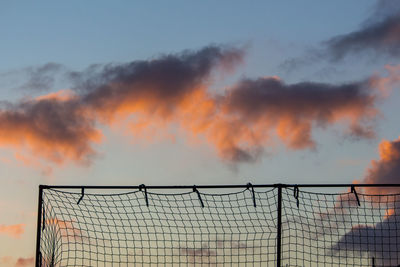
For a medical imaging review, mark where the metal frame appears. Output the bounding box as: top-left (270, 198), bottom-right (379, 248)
top-left (35, 186), bottom-right (43, 267)
top-left (35, 183), bottom-right (400, 267)
top-left (37, 183), bottom-right (400, 189)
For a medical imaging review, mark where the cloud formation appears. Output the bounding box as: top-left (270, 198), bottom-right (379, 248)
top-left (0, 90), bottom-right (101, 165)
top-left (0, 46), bottom-right (395, 166)
top-left (0, 63), bottom-right (64, 93)
top-left (350, 65), bottom-right (400, 193)
top-left (0, 46), bottom-right (242, 166)
top-left (0, 256), bottom-right (33, 267)
top-left (0, 224), bottom-right (25, 239)
top-left (19, 63), bottom-right (64, 92)
top-left (212, 77), bottom-right (377, 161)
top-left (45, 218), bottom-right (84, 241)
top-left (329, 209), bottom-right (400, 266)
top-left (178, 239), bottom-right (253, 265)
top-left (325, 1), bottom-right (400, 61)
top-left (14, 257), bottom-right (34, 267)
top-left (281, 2), bottom-right (400, 70)
top-left (363, 136), bottom-right (400, 194)
top-left (326, 15), bottom-right (400, 61)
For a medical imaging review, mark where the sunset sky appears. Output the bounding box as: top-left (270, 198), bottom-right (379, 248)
top-left (1, 1), bottom-right (400, 266)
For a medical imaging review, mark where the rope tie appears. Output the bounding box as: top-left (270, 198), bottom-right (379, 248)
top-left (139, 184), bottom-right (149, 207)
top-left (247, 183), bottom-right (257, 207)
top-left (193, 186), bottom-right (204, 208)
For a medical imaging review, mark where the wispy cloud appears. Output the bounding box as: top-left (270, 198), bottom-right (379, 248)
top-left (281, 1), bottom-right (400, 71)
top-left (0, 63), bottom-right (64, 92)
top-left (325, 1), bottom-right (400, 61)
top-left (14, 257), bottom-right (34, 267)
top-left (178, 239), bottom-right (255, 266)
top-left (45, 218), bottom-right (84, 241)
top-left (0, 224), bottom-right (25, 239)
top-left (0, 256), bottom-right (33, 267)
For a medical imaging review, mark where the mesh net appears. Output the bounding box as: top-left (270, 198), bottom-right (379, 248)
top-left (40, 187), bottom-right (277, 266)
top-left (282, 187), bottom-right (400, 267)
top-left (38, 186), bottom-right (400, 266)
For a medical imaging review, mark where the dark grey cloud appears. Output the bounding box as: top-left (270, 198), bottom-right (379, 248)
top-left (0, 63), bottom-right (64, 92)
top-left (325, 13), bottom-right (400, 61)
top-left (20, 63), bottom-right (64, 91)
top-left (75, 45), bottom-right (244, 119)
top-left (178, 239), bottom-right (253, 265)
top-left (281, 1), bottom-right (400, 71)
top-left (330, 210), bottom-right (400, 266)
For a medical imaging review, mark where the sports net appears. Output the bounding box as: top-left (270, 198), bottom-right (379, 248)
top-left (39, 187), bottom-right (278, 266)
top-left (282, 188), bottom-right (400, 267)
top-left (37, 185), bottom-right (400, 266)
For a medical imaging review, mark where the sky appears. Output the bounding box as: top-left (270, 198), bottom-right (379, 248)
top-left (1, 0), bottom-right (400, 266)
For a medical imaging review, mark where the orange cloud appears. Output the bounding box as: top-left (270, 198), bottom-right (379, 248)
top-left (0, 46), bottom-right (242, 167)
top-left (196, 77), bottom-right (379, 162)
top-left (363, 136), bottom-right (400, 194)
top-left (104, 73), bottom-right (379, 163)
top-left (1, 46), bottom-right (396, 166)
top-left (0, 95), bottom-right (101, 166)
top-left (0, 224), bottom-right (25, 238)
top-left (14, 152), bottom-right (53, 176)
top-left (34, 89), bottom-right (75, 102)
top-left (45, 218), bottom-right (83, 240)
top-left (0, 257), bottom-right (13, 265)
top-left (369, 64), bottom-right (400, 96)
top-left (1, 256), bottom-right (38, 267)
top-left (14, 257), bottom-right (33, 267)
top-left (384, 208), bottom-right (395, 219)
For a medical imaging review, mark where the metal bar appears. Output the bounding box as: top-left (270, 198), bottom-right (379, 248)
top-left (35, 185), bottom-right (44, 267)
top-left (40, 183), bottom-right (400, 190)
top-left (277, 184), bottom-right (282, 267)
top-left (40, 184), bottom-right (277, 189)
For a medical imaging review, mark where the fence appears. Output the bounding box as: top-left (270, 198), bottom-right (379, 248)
top-left (35, 184), bottom-right (400, 266)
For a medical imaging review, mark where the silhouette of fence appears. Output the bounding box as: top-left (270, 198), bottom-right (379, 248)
top-left (35, 184), bottom-right (400, 266)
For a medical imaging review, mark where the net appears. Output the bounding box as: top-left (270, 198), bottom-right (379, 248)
top-left (39, 187), bottom-right (278, 266)
top-left (282, 187), bottom-right (400, 267)
top-left (37, 185), bottom-right (400, 267)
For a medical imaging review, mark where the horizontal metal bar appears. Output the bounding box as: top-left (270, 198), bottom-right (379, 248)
top-left (40, 183), bottom-right (400, 190)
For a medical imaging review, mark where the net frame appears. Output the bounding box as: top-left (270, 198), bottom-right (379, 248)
top-left (35, 184), bottom-right (400, 267)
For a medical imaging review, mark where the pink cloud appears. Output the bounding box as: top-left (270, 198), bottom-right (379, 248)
top-left (0, 224), bottom-right (25, 239)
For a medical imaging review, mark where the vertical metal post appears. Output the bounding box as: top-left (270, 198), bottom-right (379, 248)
top-left (35, 185), bottom-right (44, 267)
top-left (277, 184), bottom-right (282, 267)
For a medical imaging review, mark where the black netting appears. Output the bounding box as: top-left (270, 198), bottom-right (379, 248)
top-left (282, 188), bottom-right (400, 267)
top-left (39, 187), bottom-right (277, 266)
top-left (38, 186), bottom-right (400, 266)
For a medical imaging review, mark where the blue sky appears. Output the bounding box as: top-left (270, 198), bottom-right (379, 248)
top-left (1, 1), bottom-right (400, 265)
